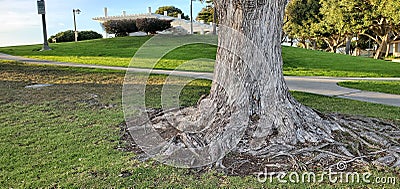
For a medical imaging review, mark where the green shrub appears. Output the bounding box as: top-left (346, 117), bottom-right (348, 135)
top-left (48, 30), bottom-right (103, 43)
top-left (102, 19), bottom-right (138, 37)
top-left (48, 30), bottom-right (74, 43)
top-left (77, 31), bottom-right (103, 41)
top-left (136, 18), bottom-right (172, 34)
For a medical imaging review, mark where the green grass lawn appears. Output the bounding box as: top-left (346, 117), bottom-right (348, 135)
top-left (0, 37), bottom-right (151, 67)
top-left (338, 81), bottom-right (400, 95)
top-left (0, 37), bottom-right (151, 57)
top-left (1, 36), bottom-right (400, 77)
top-left (1, 61), bottom-right (399, 188)
top-left (282, 46), bottom-right (400, 77)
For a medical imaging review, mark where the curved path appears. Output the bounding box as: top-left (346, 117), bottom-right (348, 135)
top-left (1, 53), bottom-right (399, 107)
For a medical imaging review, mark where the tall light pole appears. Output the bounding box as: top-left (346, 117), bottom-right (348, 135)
top-left (212, 5), bottom-right (217, 35)
top-left (190, 0), bottom-right (194, 34)
top-left (37, 0), bottom-right (51, 51)
top-left (73, 9), bottom-right (81, 42)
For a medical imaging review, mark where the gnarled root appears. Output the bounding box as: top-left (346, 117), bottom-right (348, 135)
top-left (131, 102), bottom-right (399, 175)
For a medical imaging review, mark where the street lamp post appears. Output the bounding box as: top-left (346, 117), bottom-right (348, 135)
top-left (73, 9), bottom-right (81, 42)
top-left (190, 0), bottom-right (194, 34)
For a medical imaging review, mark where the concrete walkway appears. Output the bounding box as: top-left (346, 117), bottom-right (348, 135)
top-left (1, 53), bottom-right (399, 107)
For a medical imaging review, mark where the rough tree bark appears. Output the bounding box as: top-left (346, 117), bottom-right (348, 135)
top-left (209, 0), bottom-right (337, 153)
top-left (374, 33), bottom-right (390, 60)
top-left (132, 0), bottom-right (400, 172)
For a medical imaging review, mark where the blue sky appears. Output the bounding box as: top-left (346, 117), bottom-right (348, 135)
top-left (0, 0), bottom-right (206, 47)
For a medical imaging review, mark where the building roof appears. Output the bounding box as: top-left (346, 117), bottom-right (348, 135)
top-left (92, 13), bottom-right (175, 22)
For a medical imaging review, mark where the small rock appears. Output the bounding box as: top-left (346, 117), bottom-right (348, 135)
top-left (119, 170), bottom-right (132, 178)
top-left (25, 84), bottom-right (53, 89)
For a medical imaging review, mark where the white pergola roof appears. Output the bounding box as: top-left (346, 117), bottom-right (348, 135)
top-left (93, 13), bottom-right (175, 23)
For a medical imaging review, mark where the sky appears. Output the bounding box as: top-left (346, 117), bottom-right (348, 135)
top-left (0, 0), bottom-right (206, 47)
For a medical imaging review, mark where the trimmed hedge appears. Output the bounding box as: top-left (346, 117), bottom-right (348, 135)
top-left (103, 19), bottom-right (138, 37)
top-left (48, 30), bottom-right (103, 43)
top-left (136, 18), bottom-right (172, 34)
top-left (78, 31), bottom-right (103, 41)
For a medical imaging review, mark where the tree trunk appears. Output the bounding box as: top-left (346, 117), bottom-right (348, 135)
top-left (374, 34), bottom-right (389, 59)
top-left (385, 43), bottom-right (390, 58)
top-left (345, 36), bottom-right (352, 55)
top-left (311, 39), bottom-right (317, 50)
top-left (324, 38), bottom-right (337, 53)
top-left (207, 0), bottom-right (338, 154)
top-left (300, 39), bottom-right (307, 49)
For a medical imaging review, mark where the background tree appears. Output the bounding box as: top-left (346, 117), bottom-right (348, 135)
top-left (196, 0), bottom-right (217, 24)
top-left (285, 0), bottom-right (400, 58)
top-left (155, 6), bottom-right (190, 20)
top-left (103, 19), bottom-right (137, 37)
top-left (284, 0), bottom-right (322, 49)
top-left (197, 0), bottom-right (218, 34)
top-left (196, 6), bottom-right (214, 23)
top-left (317, 0), bottom-right (364, 53)
top-left (360, 0), bottom-right (400, 59)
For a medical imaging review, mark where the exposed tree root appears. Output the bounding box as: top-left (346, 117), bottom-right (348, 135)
top-left (126, 106), bottom-right (400, 175)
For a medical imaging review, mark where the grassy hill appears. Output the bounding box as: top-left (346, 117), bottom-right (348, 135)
top-left (1, 36), bottom-right (399, 77)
